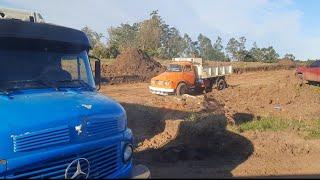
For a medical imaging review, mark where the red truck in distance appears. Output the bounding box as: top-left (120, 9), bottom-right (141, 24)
top-left (296, 60), bottom-right (320, 84)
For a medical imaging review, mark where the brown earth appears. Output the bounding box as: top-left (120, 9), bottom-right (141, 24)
top-left (102, 48), bottom-right (165, 84)
top-left (278, 58), bottom-right (296, 67)
top-left (101, 69), bottom-right (320, 178)
top-left (213, 70), bottom-right (320, 123)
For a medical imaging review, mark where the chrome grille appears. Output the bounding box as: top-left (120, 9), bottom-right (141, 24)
top-left (12, 125), bottom-right (70, 152)
top-left (7, 144), bottom-right (120, 179)
top-left (86, 118), bottom-right (119, 137)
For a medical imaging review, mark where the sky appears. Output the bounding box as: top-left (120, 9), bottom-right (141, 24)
top-left (1, 0), bottom-right (320, 60)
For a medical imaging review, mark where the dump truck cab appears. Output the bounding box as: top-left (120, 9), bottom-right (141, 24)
top-left (150, 61), bottom-right (196, 95)
top-left (0, 16), bottom-right (149, 179)
top-left (149, 58), bottom-right (232, 96)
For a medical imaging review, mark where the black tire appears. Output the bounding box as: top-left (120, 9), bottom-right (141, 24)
top-left (176, 83), bottom-right (188, 96)
top-left (217, 78), bottom-right (226, 91)
top-left (205, 86), bottom-right (212, 93)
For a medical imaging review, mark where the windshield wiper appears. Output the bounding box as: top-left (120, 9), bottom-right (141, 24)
top-left (34, 80), bottom-right (61, 91)
top-left (0, 88), bottom-right (10, 96)
top-left (56, 80), bottom-right (94, 91)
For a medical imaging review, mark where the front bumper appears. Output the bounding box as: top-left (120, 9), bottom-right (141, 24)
top-left (149, 86), bottom-right (175, 95)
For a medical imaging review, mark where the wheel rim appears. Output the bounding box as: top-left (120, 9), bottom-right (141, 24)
top-left (180, 85), bottom-right (187, 94)
top-left (218, 81), bottom-right (225, 90)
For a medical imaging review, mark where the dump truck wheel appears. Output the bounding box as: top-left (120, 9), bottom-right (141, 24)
top-left (296, 73), bottom-right (304, 85)
top-left (205, 86), bottom-right (212, 93)
top-left (217, 79), bottom-right (226, 91)
top-left (176, 83), bottom-right (188, 96)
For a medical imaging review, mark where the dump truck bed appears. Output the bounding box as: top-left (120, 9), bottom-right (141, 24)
top-left (172, 58), bottom-right (232, 79)
top-left (198, 65), bottom-right (233, 79)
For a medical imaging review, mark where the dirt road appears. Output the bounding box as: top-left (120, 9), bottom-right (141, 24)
top-left (101, 69), bottom-right (320, 178)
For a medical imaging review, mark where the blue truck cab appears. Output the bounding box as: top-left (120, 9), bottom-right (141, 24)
top-left (0, 19), bottom-right (149, 179)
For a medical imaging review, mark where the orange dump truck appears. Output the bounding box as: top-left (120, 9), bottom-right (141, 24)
top-left (149, 58), bottom-right (232, 95)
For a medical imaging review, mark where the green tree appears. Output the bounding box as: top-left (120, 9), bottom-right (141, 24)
top-left (107, 23), bottom-right (139, 52)
top-left (137, 10), bottom-right (163, 56)
top-left (261, 46), bottom-right (279, 63)
top-left (238, 36), bottom-right (247, 61)
top-left (105, 45), bottom-right (119, 58)
top-left (180, 33), bottom-right (199, 57)
top-left (284, 53), bottom-right (295, 60)
top-left (91, 42), bottom-right (107, 59)
top-left (81, 26), bottom-right (104, 48)
top-left (197, 34), bottom-right (214, 60)
top-left (247, 42), bottom-right (263, 61)
top-left (226, 38), bottom-right (239, 61)
top-left (212, 36), bottom-right (227, 61)
top-left (82, 26), bottom-right (110, 58)
top-left (246, 43), bottom-right (279, 62)
top-left (226, 37), bottom-right (248, 61)
top-left (158, 27), bottom-right (185, 58)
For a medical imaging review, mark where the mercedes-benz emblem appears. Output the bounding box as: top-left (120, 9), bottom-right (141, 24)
top-left (65, 158), bottom-right (90, 179)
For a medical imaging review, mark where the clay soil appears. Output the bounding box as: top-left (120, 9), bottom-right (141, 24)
top-left (102, 48), bottom-right (165, 84)
top-left (101, 69), bottom-right (320, 178)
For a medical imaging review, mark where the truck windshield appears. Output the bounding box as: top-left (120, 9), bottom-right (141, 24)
top-left (0, 50), bottom-right (95, 91)
top-left (167, 64), bottom-right (182, 72)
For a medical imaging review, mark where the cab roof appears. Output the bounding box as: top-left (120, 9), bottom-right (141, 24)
top-left (0, 19), bottom-right (90, 51)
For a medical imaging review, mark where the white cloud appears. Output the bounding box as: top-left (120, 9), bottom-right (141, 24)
top-left (1, 0), bottom-right (319, 59)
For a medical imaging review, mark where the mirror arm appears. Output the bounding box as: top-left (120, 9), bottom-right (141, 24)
top-left (89, 55), bottom-right (102, 91)
top-left (89, 55), bottom-right (100, 61)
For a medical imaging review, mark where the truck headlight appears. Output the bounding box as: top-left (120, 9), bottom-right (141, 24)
top-left (123, 144), bottom-right (133, 163)
top-left (164, 81), bottom-right (171, 86)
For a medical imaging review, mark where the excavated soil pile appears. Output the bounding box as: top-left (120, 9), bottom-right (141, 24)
top-left (102, 48), bottom-right (165, 84)
top-left (278, 58), bottom-right (296, 69)
top-left (212, 70), bottom-right (320, 121)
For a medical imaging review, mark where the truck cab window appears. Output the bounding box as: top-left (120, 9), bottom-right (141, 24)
top-left (0, 50), bottom-right (95, 91)
top-left (167, 64), bottom-right (182, 72)
top-left (310, 60), bottom-right (320, 67)
top-left (184, 65), bottom-right (192, 72)
top-left (61, 56), bottom-right (88, 83)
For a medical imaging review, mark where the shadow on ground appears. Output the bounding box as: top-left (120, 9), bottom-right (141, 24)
top-left (121, 102), bottom-right (254, 178)
top-left (233, 113), bottom-right (255, 125)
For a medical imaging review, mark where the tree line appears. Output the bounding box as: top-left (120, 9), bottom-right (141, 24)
top-left (82, 10), bottom-right (295, 62)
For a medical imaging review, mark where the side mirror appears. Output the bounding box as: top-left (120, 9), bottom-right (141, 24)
top-left (89, 55), bottom-right (101, 90)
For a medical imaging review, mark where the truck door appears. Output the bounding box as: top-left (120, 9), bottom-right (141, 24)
top-left (183, 65), bottom-right (196, 87)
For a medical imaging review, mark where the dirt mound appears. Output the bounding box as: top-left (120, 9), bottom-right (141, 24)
top-left (212, 70), bottom-right (320, 121)
top-left (278, 58), bottom-right (296, 68)
top-left (102, 48), bottom-right (165, 84)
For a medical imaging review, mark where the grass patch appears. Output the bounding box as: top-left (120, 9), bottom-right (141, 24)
top-left (237, 117), bottom-right (320, 139)
top-left (186, 113), bottom-right (200, 122)
top-left (239, 117), bottom-right (290, 132)
top-left (305, 120), bottom-right (320, 139)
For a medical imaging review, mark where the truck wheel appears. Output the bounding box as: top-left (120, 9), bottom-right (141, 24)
top-left (296, 73), bottom-right (304, 85)
top-left (205, 86), bottom-right (212, 93)
top-left (217, 79), bottom-right (226, 91)
top-left (176, 83), bottom-right (188, 96)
